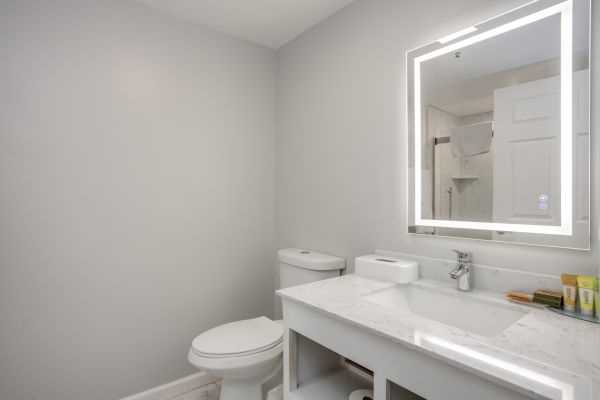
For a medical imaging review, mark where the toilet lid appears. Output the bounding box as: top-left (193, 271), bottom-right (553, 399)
top-left (191, 317), bottom-right (283, 358)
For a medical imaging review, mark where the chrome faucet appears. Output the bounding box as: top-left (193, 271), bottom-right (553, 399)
top-left (449, 249), bottom-right (472, 292)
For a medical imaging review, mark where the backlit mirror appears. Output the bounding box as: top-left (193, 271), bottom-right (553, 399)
top-left (407, 0), bottom-right (590, 249)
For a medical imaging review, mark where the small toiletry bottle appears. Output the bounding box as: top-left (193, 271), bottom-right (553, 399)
top-left (561, 274), bottom-right (578, 312)
top-left (576, 276), bottom-right (598, 316)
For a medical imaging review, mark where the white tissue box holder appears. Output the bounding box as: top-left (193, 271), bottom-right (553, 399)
top-left (355, 255), bottom-right (419, 283)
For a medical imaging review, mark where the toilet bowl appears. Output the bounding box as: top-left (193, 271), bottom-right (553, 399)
top-left (188, 248), bottom-right (345, 400)
top-left (188, 317), bottom-right (283, 400)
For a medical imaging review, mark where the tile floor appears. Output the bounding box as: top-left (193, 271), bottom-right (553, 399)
top-left (168, 380), bottom-right (221, 400)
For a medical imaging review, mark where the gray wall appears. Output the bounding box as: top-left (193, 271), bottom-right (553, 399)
top-left (276, 0), bottom-right (599, 278)
top-left (0, 1), bottom-right (276, 399)
top-left (1, 1), bottom-right (599, 399)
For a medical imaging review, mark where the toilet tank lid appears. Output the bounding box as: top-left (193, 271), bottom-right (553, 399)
top-left (278, 248), bottom-right (345, 271)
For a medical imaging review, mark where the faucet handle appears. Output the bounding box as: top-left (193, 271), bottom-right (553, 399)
top-left (451, 249), bottom-right (472, 262)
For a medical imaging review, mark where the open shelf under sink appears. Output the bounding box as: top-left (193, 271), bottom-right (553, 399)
top-left (289, 367), bottom-right (372, 400)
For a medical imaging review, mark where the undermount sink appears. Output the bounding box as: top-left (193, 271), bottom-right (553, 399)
top-left (362, 285), bottom-right (528, 337)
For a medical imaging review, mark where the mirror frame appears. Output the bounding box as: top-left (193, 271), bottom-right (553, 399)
top-left (407, 0), bottom-right (586, 236)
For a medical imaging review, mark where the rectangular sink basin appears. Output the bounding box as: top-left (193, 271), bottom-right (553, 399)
top-left (362, 285), bottom-right (528, 337)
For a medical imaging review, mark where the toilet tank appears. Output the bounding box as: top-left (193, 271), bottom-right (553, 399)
top-left (278, 248), bottom-right (345, 289)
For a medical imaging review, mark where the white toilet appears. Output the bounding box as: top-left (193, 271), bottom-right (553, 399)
top-left (188, 248), bottom-right (345, 400)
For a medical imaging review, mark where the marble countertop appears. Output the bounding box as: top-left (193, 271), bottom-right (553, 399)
top-left (277, 275), bottom-right (600, 400)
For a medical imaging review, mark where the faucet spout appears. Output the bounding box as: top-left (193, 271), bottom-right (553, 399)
top-left (449, 250), bottom-right (473, 292)
top-left (450, 265), bottom-right (468, 279)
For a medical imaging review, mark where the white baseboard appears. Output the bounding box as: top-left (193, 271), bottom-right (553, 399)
top-left (120, 371), bottom-right (218, 400)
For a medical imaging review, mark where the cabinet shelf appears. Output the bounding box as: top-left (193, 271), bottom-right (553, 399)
top-left (289, 367), bottom-right (373, 400)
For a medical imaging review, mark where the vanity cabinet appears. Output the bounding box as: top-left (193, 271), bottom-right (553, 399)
top-left (282, 299), bottom-right (536, 400)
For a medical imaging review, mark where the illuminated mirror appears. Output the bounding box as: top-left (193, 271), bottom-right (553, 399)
top-left (407, 0), bottom-right (590, 249)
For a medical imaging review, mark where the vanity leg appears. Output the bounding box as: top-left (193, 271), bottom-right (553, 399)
top-left (373, 374), bottom-right (389, 400)
top-left (283, 327), bottom-right (298, 398)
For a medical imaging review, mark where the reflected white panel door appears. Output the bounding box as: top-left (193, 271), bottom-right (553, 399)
top-left (493, 70), bottom-right (589, 247)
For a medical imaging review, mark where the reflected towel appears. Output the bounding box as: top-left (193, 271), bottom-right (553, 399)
top-left (450, 122), bottom-right (493, 157)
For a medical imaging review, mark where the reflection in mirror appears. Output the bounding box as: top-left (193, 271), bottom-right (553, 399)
top-left (407, 0), bottom-right (590, 249)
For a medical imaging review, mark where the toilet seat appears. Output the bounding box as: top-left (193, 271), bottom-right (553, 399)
top-left (188, 341), bottom-right (283, 377)
top-left (191, 317), bottom-right (283, 358)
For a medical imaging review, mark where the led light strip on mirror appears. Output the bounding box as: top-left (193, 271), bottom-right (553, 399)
top-left (413, 0), bottom-right (573, 235)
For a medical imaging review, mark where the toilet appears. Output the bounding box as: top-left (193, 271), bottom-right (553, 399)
top-left (188, 248), bottom-right (345, 400)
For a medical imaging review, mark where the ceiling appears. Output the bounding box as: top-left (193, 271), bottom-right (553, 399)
top-left (134, 0), bottom-right (356, 49)
top-left (422, 14), bottom-right (560, 91)
top-left (422, 14), bottom-right (561, 116)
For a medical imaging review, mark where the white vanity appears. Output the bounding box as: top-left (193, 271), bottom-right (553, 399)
top-left (277, 273), bottom-right (600, 400)
top-left (274, 0), bottom-right (599, 398)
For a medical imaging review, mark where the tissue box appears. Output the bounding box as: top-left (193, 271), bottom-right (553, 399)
top-left (355, 255), bottom-right (419, 283)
